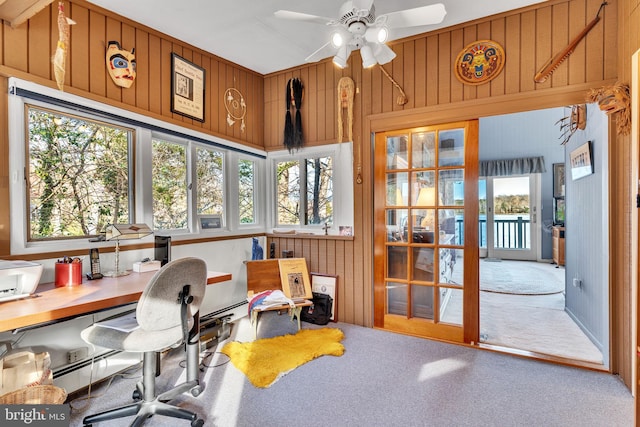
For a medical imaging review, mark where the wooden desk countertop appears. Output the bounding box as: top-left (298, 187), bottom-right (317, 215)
top-left (0, 270), bottom-right (232, 333)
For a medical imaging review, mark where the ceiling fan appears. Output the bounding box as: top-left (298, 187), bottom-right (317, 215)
top-left (275, 0), bottom-right (446, 69)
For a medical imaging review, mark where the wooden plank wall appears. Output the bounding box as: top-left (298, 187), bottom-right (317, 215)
top-left (0, 0), bottom-right (264, 150)
top-left (263, 0), bottom-right (635, 389)
top-left (268, 236), bottom-right (357, 325)
top-left (617, 0), bottom-right (640, 408)
top-left (264, 0), bottom-right (617, 151)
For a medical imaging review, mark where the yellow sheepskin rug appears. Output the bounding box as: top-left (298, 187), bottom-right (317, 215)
top-left (221, 328), bottom-right (345, 388)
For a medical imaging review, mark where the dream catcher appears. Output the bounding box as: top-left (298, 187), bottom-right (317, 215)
top-left (224, 88), bottom-right (246, 132)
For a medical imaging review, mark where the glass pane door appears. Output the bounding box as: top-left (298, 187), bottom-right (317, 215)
top-left (484, 175), bottom-right (538, 261)
top-left (374, 121), bottom-right (479, 344)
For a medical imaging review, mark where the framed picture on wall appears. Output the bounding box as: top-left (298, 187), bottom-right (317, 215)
top-left (570, 141), bottom-right (594, 181)
top-left (171, 53), bottom-right (205, 122)
top-left (552, 163), bottom-right (565, 198)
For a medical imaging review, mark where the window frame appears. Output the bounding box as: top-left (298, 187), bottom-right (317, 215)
top-left (8, 78), bottom-right (266, 255)
top-left (267, 143), bottom-right (354, 234)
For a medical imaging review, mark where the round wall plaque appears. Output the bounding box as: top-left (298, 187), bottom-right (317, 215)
top-left (454, 40), bottom-right (505, 85)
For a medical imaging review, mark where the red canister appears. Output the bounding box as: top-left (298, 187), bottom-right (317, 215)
top-left (55, 262), bottom-right (83, 287)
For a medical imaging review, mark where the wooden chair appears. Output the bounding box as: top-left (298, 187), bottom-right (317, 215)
top-left (245, 259), bottom-right (312, 339)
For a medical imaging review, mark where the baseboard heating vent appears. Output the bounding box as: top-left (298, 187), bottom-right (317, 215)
top-left (53, 350), bottom-right (121, 379)
top-left (201, 300), bottom-right (247, 322)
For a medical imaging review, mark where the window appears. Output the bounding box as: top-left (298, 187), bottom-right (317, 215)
top-left (152, 137), bottom-right (188, 230)
top-left (27, 106), bottom-right (133, 240)
top-left (269, 143), bottom-right (353, 232)
top-left (10, 78), bottom-right (266, 254)
top-left (276, 157), bottom-right (333, 226)
top-left (196, 146), bottom-right (224, 217)
top-left (238, 159), bottom-right (255, 224)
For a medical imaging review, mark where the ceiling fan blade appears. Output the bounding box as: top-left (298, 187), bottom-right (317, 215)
top-left (305, 41), bottom-right (338, 63)
top-left (274, 10), bottom-right (333, 25)
top-left (352, 0), bottom-right (374, 12)
top-left (383, 3), bottom-right (447, 28)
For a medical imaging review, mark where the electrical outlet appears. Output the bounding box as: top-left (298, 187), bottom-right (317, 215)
top-left (67, 347), bottom-right (88, 363)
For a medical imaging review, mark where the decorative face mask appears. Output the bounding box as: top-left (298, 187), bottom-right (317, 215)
top-left (106, 41), bottom-right (136, 88)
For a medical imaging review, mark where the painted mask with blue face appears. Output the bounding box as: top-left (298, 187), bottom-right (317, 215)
top-left (106, 41), bottom-right (136, 88)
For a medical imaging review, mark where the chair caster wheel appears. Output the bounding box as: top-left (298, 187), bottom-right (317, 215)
top-left (132, 389), bottom-right (141, 400)
top-left (191, 419), bottom-right (204, 427)
top-left (190, 385), bottom-right (203, 397)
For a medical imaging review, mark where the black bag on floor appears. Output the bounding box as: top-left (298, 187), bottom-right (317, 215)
top-left (300, 292), bottom-right (333, 325)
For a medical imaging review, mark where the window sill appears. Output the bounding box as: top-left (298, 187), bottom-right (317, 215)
top-left (267, 232), bottom-right (354, 241)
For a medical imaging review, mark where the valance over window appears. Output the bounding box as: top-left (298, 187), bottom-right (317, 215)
top-left (479, 156), bottom-right (546, 177)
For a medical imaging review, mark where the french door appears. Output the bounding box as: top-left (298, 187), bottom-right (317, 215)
top-left (373, 121), bottom-right (479, 344)
top-left (479, 174), bottom-right (540, 261)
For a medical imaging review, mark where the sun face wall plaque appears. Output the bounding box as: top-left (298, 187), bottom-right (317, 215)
top-left (454, 40), bottom-right (505, 85)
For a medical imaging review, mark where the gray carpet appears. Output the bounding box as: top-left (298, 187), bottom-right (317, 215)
top-left (68, 313), bottom-right (632, 427)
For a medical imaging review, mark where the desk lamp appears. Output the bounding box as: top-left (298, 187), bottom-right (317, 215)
top-left (104, 223), bottom-right (153, 277)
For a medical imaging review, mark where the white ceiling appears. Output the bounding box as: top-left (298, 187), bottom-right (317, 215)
top-left (86, 0), bottom-right (546, 75)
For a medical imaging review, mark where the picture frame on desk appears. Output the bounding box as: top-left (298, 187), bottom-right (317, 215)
top-left (311, 273), bottom-right (338, 322)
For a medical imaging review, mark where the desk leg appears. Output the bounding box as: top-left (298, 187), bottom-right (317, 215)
top-left (291, 307), bottom-right (302, 331)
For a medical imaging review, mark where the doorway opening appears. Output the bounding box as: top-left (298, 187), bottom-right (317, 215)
top-left (476, 107), bottom-right (607, 368)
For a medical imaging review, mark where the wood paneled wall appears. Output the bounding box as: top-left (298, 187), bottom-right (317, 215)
top-left (264, 0), bottom-right (617, 151)
top-left (1, 0), bottom-right (264, 149)
top-left (267, 236), bottom-right (359, 324)
top-left (263, 0), bottom-right (635, 389)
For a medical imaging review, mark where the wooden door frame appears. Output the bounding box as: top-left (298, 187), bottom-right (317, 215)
top-left (371, 120), bottom-right (479, 344)
top-left (364, 83), bottom-right (620, 352)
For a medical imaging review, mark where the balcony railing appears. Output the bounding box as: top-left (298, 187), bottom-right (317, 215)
top-left (456, 216), bottom-right (531, 249)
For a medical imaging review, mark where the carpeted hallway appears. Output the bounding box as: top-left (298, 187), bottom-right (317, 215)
top-left (478, 260), bottom-right (603, 364)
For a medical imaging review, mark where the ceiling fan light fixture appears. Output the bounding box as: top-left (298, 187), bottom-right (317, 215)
top-left (372, 42), bottom-right (396, 65)
top-left (333, 45), bottom-right (350, 68)
top-left (360, 44), bottom-right (377, 68)
top-left (331, 31), bottom-right (345, 48)
top-left (365, 26), bottom-right (389, 44)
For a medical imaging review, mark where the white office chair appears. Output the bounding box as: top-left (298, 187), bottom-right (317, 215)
top-left (81, 257), bottom-right (208, 427)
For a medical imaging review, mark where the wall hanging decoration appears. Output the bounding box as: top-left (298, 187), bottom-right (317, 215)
top-left (52, 2), bottom-right (76, 91)
top-left (556, 104), bottom-right (586, 145)
top-left (570, 141), bottom-right (594, 180)
top-left (106, 41), bottom-right (136, 88)
top-left (170, 53), bottom-right (205, 122)
top-left (378, 65), bottom-right (408, 106)
top-left (283, 78), bottom-right (304, 152)
top-left (337, 77), bottom-right (355, 143)
top-left (534, 1), bottom-right (607, 83)
top-left (454, 40), bottom-right (505, 85)
top-left (224, 87), bottom-right (246, 132)
top-left (586, 82), bottom-right (631, 136)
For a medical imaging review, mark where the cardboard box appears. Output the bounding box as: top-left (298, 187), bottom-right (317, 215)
top-left (133, 260), bottom-right (161, 273)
